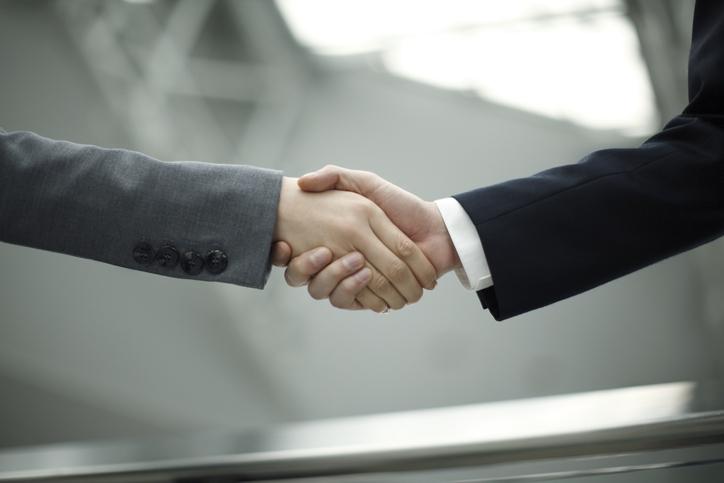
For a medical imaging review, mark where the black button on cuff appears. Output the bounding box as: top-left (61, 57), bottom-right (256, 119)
top-left (181, 250), bottom-right (204, 275)
top-left (132, 242), bottom-right (155, 266)
top-left (205, 249), bottom-right (228, 275)
top-left (155, 244), bottom-right (180, 269)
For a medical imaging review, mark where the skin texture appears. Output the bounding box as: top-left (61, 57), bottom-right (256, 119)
top-left (273, 177), bottom-right (437, 312)
top-left (273, 167), bottom-right (460, 310)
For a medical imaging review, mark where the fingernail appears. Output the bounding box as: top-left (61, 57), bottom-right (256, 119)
top-left (310, 248), bottom-right (329, 267)
top-left (343, 252), bottom-right (364, 270)
top-left (355, 267), bottom-right (371, 283)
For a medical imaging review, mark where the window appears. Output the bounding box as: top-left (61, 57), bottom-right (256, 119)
top-left (278, 0), bottom-right (656, 135)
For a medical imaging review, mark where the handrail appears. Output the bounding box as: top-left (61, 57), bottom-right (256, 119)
top-left (1, 382), bottom-right (723, 482)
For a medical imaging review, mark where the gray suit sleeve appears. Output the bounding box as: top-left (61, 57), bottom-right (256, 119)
top-left (0, 130), bottom-right (283, 289)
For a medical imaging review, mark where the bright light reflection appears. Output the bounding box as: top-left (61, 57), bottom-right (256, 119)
top-left (277, 382), bottom-right (694, 451)
top-left (277, 0), bottom-right (657, 135)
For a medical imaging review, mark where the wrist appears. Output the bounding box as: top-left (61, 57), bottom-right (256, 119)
top-left (274, 176), bottom-right (297, 241)
top-left (424, 201), bottom-right (461, 276)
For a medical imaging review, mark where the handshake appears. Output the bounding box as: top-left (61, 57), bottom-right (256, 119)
top-left (271, 165), bottom-right (461, 312)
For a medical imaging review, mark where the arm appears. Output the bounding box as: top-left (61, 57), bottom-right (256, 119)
top-left (456, 117), bottom-right (724, 319)
top-left (278, 116), bottom-right (724, 317)
top-left (276, 0), bottom-right (724, 319)
top-left (453, 0), bottom-right (724, 319)
top-left (0, 130), bottom-right (436, 310)
top-left (0, 130), bottom-right (281, 288)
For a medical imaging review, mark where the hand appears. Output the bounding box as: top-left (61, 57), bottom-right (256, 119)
top-left (273, 246), bottom-right (377, 310)
top-left (273, 166), bottom-right (461, 306)
top-left (273, 177), bottom-right (437, 312)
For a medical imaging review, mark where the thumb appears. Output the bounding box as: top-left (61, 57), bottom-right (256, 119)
top-left (298, 166), bottom-right (342, 192)
top-left (298, 165), bottom-right (380, 197)
top-left (270, 241), bottom-right (292, 267)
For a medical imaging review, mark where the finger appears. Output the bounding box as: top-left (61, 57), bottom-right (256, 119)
top-left (357, 224), bottom-right (425, 305)
top-left (354, 285), bottom-right (390, 313)
top-left (284, 247), bottom-right (333, 287)
top-left (298, 165), bottom-right (378, 196)
top-left (308, 252), bottom-right (366, 300)
top-left (327, 267), bottom-right (372, 310)
top-left (369, 212), bottom-right (437, 291)
top-left (348, 300), bottom-right (365, 310)
top-left (271, 241), bottom-right (292, 267)
top-left (363, 262), bottom-right (407, 310)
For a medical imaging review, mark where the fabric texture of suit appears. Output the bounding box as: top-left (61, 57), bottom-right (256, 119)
top-left (0, 130), bottom-right (282, 288)
top-left (454, 0), bottom-right (724, 321)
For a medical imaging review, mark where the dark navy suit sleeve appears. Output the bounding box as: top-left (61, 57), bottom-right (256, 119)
top-left (453, 0), bottom-right (724, 321)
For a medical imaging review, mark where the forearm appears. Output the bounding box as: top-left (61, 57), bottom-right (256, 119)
top-left (454, 116), bottom-right (724, 320)
top-left (0, 130), bottom-right (282, 288)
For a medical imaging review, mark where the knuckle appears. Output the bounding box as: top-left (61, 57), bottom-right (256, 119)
top-left (352, 197), bottom-right (376, 216)
top-left (301, 255), bottom-right (321, 274)
top-left (368, 299), bottom-right (387, 313)
top-left (340, 274), bottom-right (363, 292)
top-left (407, 285), bottom-right (423, 304)
top-left (362, 171), bottom-right (383, 189)
top-left (288, 257), bottom-right (306, 274)
top-left (284, 269), bottom-right (300, 287)
top-left (329, 296), bottom-right (348, 309)
top-left (426, 269), bottom-right (439, 287)
top-left (307, 283), bottom-right (327, 300)
top-left (387, 259), bottom-right (409, 284)
top-left (370, 272), bottom-right (392, 292)
top-left (366, 200), bottom-right (383, 216)
top-left (329, 263), bottom-right (347, 280)
top-left (388, 298), bottom-right (405, 311)
top-left (397, 237), bottom-right (416, 258)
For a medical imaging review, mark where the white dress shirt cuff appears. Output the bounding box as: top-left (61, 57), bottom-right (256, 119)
top-left (434, 197), bottom-right (494, 291)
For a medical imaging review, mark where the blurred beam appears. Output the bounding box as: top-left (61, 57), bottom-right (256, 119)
top-left (226, 0), bottom-right (314, 168)
top-left (624, 0), bottom-right (694, 125)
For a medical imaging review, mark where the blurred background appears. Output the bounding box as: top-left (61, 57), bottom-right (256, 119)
top-left (1, 0), bottom-right (723, 470)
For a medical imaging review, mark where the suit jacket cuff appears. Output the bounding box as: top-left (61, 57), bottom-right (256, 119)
top-left (0, 130), bottom-right (283, 289)
top-left (435, 197), bottom-right (493, 291)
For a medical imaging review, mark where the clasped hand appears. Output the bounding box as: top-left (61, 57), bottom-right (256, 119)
top-left (272, 167), bottom-right (460, 312)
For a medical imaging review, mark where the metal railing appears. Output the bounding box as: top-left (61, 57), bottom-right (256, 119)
top-left (1, 382), bottom-right (723, 482)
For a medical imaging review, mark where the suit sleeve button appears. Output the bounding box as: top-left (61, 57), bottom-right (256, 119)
top-left (181, 250), bottom-right (204, 275)
top-left (155, 244), bottom-right (179, 268)
top-left (205, 249), bottom-right (228, 275)
top-left (132, 242), bottom-right (155, 266)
